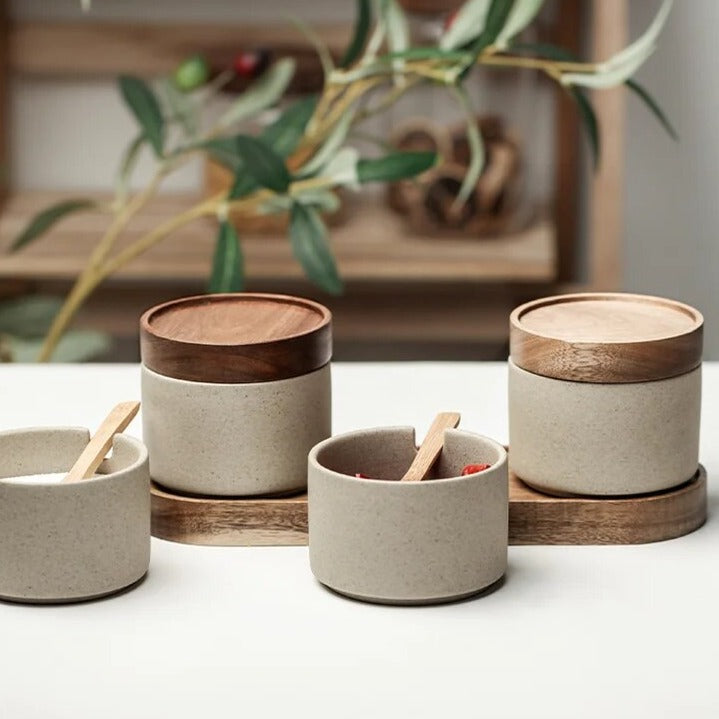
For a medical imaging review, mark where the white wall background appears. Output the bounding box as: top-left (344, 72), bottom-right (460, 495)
top-left (625, 0), bottom-right (718, 357)
top-left (9, 1), bottom-right (717, 356)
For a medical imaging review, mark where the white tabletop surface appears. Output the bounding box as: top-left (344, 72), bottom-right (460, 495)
top-left (1, 362), bottom-right (717, 719)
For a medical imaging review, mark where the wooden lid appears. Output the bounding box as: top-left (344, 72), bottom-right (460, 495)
top-left (140, 293), bottom-right (332, 383)
top-left (510, 292), bottom-right (703, 383)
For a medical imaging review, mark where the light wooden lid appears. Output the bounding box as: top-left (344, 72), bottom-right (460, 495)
top-left (510, 292), bottom-right (703, 383)
top-left (140, 293), bottom-right (332, 383)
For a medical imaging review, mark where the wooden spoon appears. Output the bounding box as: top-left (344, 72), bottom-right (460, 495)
top-left (62, 401), bottom-right (141, 484)
top-left (400, 411), bottom-right (461, 482)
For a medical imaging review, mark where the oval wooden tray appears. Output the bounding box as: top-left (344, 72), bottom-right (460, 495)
top-left (151, 465), bottom-right (707, 547)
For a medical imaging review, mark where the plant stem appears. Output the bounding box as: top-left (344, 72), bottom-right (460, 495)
top-left (479, 53), bottom-right (597, 76)
top-left (37, 189), bottom-right (217, 362)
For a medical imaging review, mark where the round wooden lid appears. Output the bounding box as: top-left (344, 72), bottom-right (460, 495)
top-left (510, 292), bottom-right (703, 383)
top-left (140, 293), bottom-right (332, 383)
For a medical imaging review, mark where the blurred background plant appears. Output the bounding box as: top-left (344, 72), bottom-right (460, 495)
top-left (5, 0), bottom-right (674, 362)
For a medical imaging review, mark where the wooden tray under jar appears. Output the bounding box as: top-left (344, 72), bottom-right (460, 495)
top-left (151, 465), bottom-right (707, 547)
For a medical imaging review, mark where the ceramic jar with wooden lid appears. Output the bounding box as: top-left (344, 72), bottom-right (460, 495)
top-left (140, 293), bottom-right (332, 497)
top-left (508, 292), bottom-right (703, 496)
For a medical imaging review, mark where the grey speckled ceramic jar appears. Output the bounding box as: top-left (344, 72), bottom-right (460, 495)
top-left (142, 364), bottom-right (331, 496)
top-left (308, 427), bottom-right (508, 605)
top-left (509, 360), bottom-right (701, 496)
top-left (0, 427), bottom-right (150, 604)
top-left (509, 293), bottom-right (703, 496)
top-left (140, 293), bottom-right (332, 497)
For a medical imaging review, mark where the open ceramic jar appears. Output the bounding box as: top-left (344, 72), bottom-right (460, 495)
top-left (141, 293), bottom-right (332, 497)
top-left (508, 292), bottom-right (703, 496)
top-left (308, 427), bottom-right (508, 605)
top-left (0, 427), bottom-right (150, 604)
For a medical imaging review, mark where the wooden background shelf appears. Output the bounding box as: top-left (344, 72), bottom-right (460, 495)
top-left (0, 192), bottom-right (556, 284)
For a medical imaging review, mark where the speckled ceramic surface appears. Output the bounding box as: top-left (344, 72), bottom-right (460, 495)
top-left (308, 427), bottom-right (508, 605)
top-left (0, 427), bottom-right (150, 604)
top-left (142, 363), bottom-right (331, 496)
top-left (508, 359), bottom-right (701, 496)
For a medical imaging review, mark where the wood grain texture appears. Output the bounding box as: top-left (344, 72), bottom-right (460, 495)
top-left (510, 293), bottom-right (704, 383)
top-left (8, 21), bottom-right (349, 78)
top-left (140, 293), bottom-right (332, 383)
top-left (62, 401), bottom-right (140, 483)
top-left (400, 412), bottom-right (461, 482)
top-left (150, 466), bottom-right (707, 547)
top-left (588, 0), bottom-right (627, 291)
top-left (0, 192), bottom-right (557, 284)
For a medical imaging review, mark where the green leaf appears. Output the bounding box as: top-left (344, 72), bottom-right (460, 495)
top-left (216, 59), bottom-right (296, 130)
top-left (262, 96), bottom-right (318, 157)
top-left (296, 189), bottom-right (341, 213)
top-left (290, 16), bottom-right (333, 77)
top-left (208, 221), bottom-right (244, 293)
top-left (451, 86), bottom-right (485, 208)
top-left (203, 136), bottom-right (244, 171)
top-left (440, 0), bottom-right (492, 51)
top-left (569, 87), bottom-right (600, 169)
top-left (0, 295), bottom-right (62, 338)
top-left (200, 96), bottom-right (317, 172)
top-left (495, 0), bottom-right (544, 49)
top-left (626, 79), bottom-right (678, 140)
top-left (298, 110), bottom-right (354, 177)
top-left (116, 133), bottom-right (146, 201)
top-left (356, 151), bottom-right (437, 183)
top-left (161, 77), bottom-right (198, 136)
top-left (10, 199), bottom-right (97, 252)
top-left (118, 75), bottom-right (165, 157)
top-left (381, 0), bottom-right (409, 56)
top-left (341, 0), bottom-right (372, 68)
top-left (233, 135), bottom-right (291, 193)
top-left (5, 330), bottom-right (110, 363)
top-left (469, 0), bottom-right (516, 57)
top-left (228, 173), bottom-right (259, 200)
top-left (323, 147), bottom-right (360, 187)
top-left (289, 202), bottom-right (343, 295)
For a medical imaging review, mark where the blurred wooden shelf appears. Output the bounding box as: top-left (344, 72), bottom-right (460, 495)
top-left (0, 192), bottom-right (557, 284)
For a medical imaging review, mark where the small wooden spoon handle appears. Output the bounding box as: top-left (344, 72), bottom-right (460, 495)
top-left (62, 401), bottom-right (141, 483)
top-left (400, 411), bottom-right (461, 482)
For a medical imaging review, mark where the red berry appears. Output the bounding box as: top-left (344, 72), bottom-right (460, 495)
top-left (355, 472), bottom-right (369, 479)
top-left (233, 50), bottom-right (269, 79)
top-left (460, 463), bottom-right (491, 476)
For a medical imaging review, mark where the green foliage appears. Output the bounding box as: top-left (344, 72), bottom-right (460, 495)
top-left (118, 75), bottom-right (165, 156)
top-left (569, 87), bottom-right (600, 169)
top-left (356, 151), bottom-right (437, 183)
top-left (208, 221), bottom-right (244, 292)
top-left (217, 59), bottom-right (296, 129)
top-left (289, 202), bottom-right (343, 295)
top-left (5, 330), bottom-right (110, 363)
top-left (469, 0), bottom-right (516, 58)
top-left (232, 136), bottom-right (291, 193)
top-left (341, 0), bottom-right (372, 67)
top-left (626, 79), bottom-right (678, 140)
top-left (11, 199), bottom-right (97, 252)
top-left (262, 96), bottom-right (318, 157)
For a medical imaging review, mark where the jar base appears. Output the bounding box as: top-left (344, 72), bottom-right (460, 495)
top-left (0, 571), bottom-right (148, 605)
top-left (517, 470), bottom-right (699, 499)
top-left (316, 574), bottom-right (506, 607)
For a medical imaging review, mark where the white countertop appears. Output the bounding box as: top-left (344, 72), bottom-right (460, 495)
top-left (1, 362), bottom-right (717, 719)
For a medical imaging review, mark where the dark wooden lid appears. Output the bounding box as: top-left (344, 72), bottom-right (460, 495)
top-left (140, 293), bottom-right (332, 383)
top-left (510, 292), bottom-right (703, 383)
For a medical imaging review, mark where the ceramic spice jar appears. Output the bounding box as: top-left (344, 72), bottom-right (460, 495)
top-left (508, 292), bottom-right (703, 496)
top-left (140, 293), bottom-right (332, 497)
top-left (0, 427), bottom-right (150, 603)
top-left (308, 427), bottom-right (508, 605)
